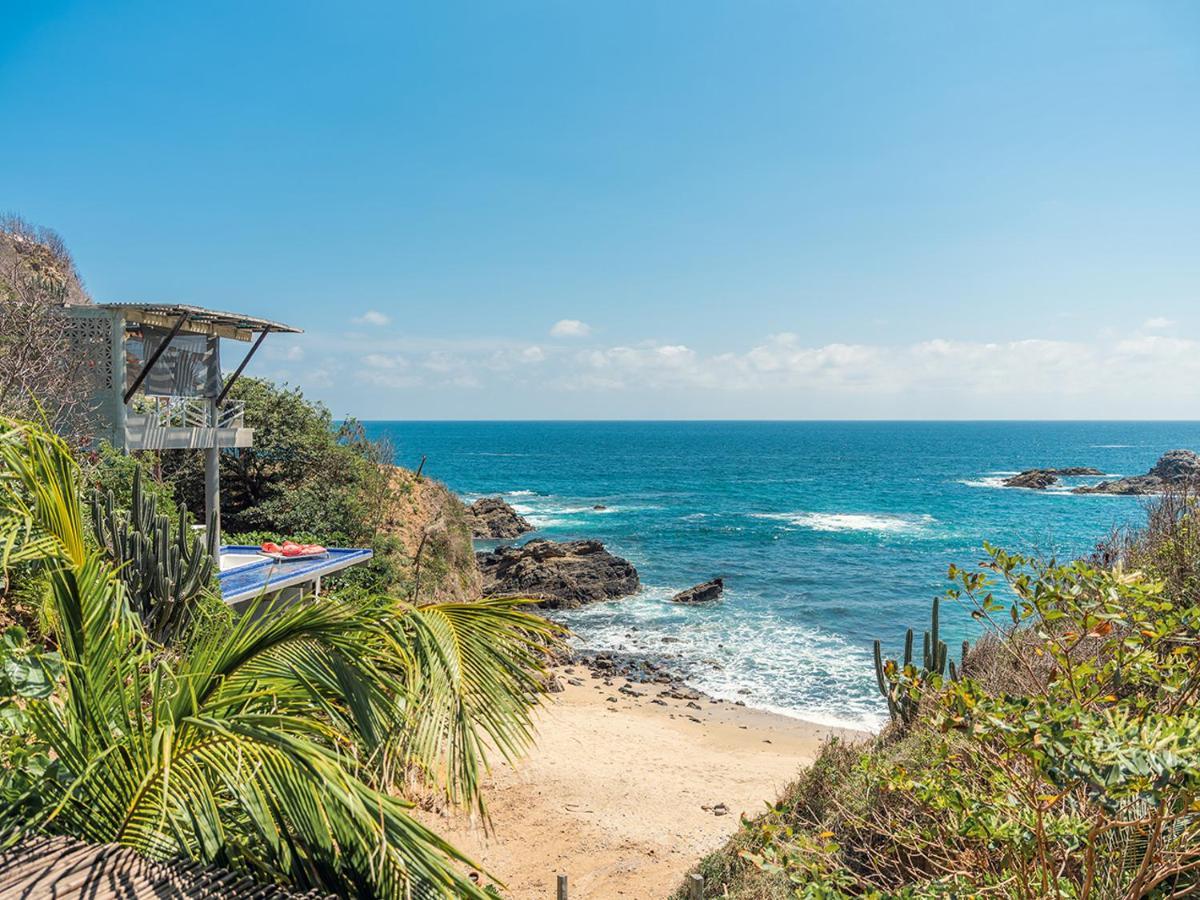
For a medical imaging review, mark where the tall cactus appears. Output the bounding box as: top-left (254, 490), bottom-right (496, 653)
top-left (873, 596), bottom-right (966, 724)
top-left (90, 466), bottom-right (215, 643)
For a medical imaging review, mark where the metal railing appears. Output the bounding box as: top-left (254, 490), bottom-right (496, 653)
top-left (128, 395), bottom-right (246, 429)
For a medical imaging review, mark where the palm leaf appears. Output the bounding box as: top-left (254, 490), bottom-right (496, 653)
top-left (391, 597), bottom-right (564, 817)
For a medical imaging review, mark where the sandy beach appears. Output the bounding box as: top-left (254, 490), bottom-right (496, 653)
top-left (420, 665), bottom-right (867, 900)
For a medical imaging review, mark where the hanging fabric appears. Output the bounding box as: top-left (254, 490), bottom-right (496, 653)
top-left (126, 326), bottom-right (221, 397)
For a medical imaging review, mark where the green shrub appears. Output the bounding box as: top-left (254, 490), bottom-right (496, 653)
top-left (163, 379), bottom-right (394, 538)
top-left (79, 442), bottom-right (178, 524)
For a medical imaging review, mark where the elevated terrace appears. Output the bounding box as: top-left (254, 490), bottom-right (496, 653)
top-left (62, 302), bottom-right (301, 555)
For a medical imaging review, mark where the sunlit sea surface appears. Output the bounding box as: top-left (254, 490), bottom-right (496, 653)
top-left (363, 421), bottom-right (1200, 729)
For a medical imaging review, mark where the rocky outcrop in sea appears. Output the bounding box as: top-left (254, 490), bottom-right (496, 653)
top-left (1072, 450), bottom-right (1200, 495)
top-left (1002, 467), bottom-right (1103, 490)
top-left (671, 578), bottom-right (724, 603)
top-left (466, 496), bottom-right (534, 539)
top-left (477, 538), bottom-right (640, 609)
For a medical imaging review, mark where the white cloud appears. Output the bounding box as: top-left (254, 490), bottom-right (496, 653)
top-left (1142, 316), bottom-right (1174, 330)
top-left (304, 367), bottom-right (335, 388)
top-left (363, 353), bottom-right (406, 369)
top-left (550, 319), bottom-right (591, 338)
top-left (355, 369), bottom-right (423, 389)
top-left (353, 310), bottom-right (391, 326)
top-left (291, 320), bottom-right (1200, 417)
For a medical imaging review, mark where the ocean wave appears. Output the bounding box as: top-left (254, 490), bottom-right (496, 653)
top-left (750, 511), bottom-right (935, 533)
top-left (511, 500), bottom-right (621, 519)
top-left (958, 476), bottom-right (1009, 489)
top-left (527, 517), bottom-right (569, 528)
top-left (555, 591), bottom-right (885, 731)
top-left (505, 489), bottom-right (536, 496)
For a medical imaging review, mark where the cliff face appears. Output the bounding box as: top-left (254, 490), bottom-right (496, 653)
top-left (381, 466), bottom-right (482, 603)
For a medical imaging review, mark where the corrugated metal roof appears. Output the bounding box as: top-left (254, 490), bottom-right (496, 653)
top-left (0, 835), bottom-right (332, 899)
top-left (96, 303), bottom-right (302, 335)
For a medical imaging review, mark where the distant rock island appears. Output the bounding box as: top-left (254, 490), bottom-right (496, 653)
top-left (1003, 467), bottom-right (1103, 490)
top-left (1000, 450), bottom-right (1200, 495)
top-left (1072, 449), bottom-right (1200, 495)
top-left (466, 496), bottom-right (533, 539)
top-left (477, 538), bottom-right (640, 609)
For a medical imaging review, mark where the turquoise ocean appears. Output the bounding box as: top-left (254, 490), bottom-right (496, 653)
top-left (362, 421), bottom-right (1200, 730)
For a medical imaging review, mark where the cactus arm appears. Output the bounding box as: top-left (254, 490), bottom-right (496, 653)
top-left (873, 640), bottom-right (888, 698)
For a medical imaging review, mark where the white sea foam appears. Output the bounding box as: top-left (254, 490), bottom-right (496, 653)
top-left (958, 476), bottom-right (1009, 489)
top-left (750, 511), bottom-right (935, 533)
top-left (527, 517), bottom-right (568, 528)
top-left (556, 588), bottom-right (886, 731)
top-left (505, 489), bottom-right (536, 496)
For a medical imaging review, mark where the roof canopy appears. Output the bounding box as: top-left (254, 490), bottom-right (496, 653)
top-left (97, 302), bottom-right (302, 342)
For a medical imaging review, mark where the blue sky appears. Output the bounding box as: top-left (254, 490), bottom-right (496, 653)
top-left (2, 1), bottom-right (1198, 418)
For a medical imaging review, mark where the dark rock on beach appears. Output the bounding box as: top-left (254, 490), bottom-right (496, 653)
top-left (476, 539), bottom-right (640, 609)
top-left (671, 578), bottom-right (724, 603)
top-left (465, 496), bottom-right (534, 539)
top-left (1073, 449), bottom-right (1200, 495)
top-left (1003, 467), bottom-right (1104, 490)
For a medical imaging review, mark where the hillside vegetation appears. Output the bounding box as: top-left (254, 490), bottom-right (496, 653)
top-left (0, 217), bottom-right (93, 437)
top-left (681, 492), bottom-right (1200, 899)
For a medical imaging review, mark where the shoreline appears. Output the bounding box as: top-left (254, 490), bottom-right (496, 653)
top-left (418, 662), bottom-right (868, 899)
top-left (562, 645), bottom-right (882, 734)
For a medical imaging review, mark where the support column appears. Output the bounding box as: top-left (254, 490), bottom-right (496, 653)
top-left (205, 399), bottom-right (221, 558)
top-left (204, 335), bottom-right (222, 560)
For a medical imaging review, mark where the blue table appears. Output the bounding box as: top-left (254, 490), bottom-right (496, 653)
top-left (217, 545), bottom-right (374, 607)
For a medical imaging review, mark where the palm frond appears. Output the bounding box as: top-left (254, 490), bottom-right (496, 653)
top-left (391, 597), bottom-right (565, 817)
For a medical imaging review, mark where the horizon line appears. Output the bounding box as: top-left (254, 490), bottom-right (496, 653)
top-left (346, 418), bottom-right (1200, 424)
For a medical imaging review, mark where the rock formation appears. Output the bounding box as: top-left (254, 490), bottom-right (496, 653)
top-left (476, 539), bottom-right (640, 609)
top-left (1002, 467), bottom-right (1103, 490)
top-left (1073, 450), bottom-right (1200, 495)
top-left (671, 578), bottom-right (724, 603)
top-left (465, 496), bottom-right (534, 539)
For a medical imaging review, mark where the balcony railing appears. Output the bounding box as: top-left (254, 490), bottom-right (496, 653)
top-left (128, 395), bottom-right (246, 429)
